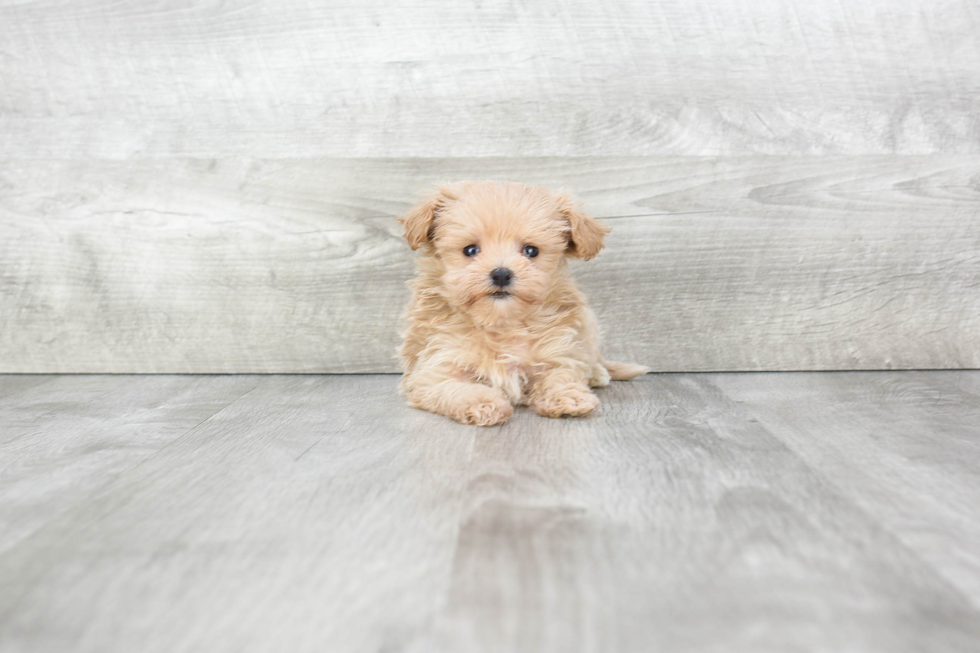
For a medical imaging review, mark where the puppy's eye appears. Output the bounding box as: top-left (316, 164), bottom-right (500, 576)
top-left (523, 245), bottom-right (539, 258)
top-left (463, 244), bottom-right (479, 257)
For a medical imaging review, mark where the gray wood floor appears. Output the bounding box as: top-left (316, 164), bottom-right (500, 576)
top-left (1, 372), bottom-right (978, 652)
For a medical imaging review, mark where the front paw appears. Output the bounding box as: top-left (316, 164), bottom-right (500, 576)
top-left (532, 383), bottom-right (600, 418)
top-left (456, 389), bottom-right (513, 426)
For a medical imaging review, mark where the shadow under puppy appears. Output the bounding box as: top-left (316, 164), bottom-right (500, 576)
top-left (398, 181), bottom-right (648, 426)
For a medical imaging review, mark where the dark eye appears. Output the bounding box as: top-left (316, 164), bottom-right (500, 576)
top-left (523, 245), bottom-right (539, 258)
top-left (463, 244), bottom-right (479, 257)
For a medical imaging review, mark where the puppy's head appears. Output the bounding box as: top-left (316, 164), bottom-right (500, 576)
top-left (400, 181), bottom-right (609, 325)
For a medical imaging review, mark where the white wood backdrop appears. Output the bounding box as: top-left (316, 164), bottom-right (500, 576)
top-left (1, 0), bottom-right (978, 372)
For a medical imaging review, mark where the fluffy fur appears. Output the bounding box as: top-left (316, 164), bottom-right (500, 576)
top-left (398, 181), bottom-right (648, 426)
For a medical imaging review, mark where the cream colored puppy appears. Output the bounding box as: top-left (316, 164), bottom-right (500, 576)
top-left (398, 181), bottom-right (648, 426)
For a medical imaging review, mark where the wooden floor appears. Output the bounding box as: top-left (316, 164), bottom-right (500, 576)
top-left (1, 372), bottom-right (979, 652)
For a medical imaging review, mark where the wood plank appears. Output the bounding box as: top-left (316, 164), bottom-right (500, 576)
top-left (0, 374), bottom-right (258, 553)
top-left (2, 156), bottom-right (977, 373)
top-left (0, 375), bottom-right (56, 400)
top-left (0, 375), bottom-right (476, 653)
top-left (713, 370), bottom-right (980, 608)
top-left (5, 374), bottom-right (978, 651)
top-left (0, 0), bottom-right (978, 157)
top-left (414, 374), bottom-right (980, 652)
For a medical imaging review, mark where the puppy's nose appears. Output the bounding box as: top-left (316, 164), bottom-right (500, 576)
top-left (490, 267), bottom-right (513, 288)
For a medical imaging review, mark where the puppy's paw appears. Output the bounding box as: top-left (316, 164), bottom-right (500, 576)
top-left (532, 383), bottom-right (600, 418)
top-left (588, 363), bottom-right (611, 388)
top-left (454, 388), bottom-right (513, 426)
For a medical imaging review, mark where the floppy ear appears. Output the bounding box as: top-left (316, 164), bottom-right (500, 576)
top-left (559, 194), bottom-right (609, 260)
top-left (399, 185), bottom-right (458, 250)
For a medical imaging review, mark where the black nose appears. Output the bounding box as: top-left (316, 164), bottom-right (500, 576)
top-left (490, 267), bottom-right (513, 288)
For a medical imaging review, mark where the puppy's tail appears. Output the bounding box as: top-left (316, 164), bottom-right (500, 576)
top-left (603, 360), bottom-right (651, 381)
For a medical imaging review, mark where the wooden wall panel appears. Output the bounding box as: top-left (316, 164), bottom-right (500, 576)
top-left (2, 157), bottom-right (977, 373)
top-left (2, 0), bottom-right (978, 372)
top-left (0, 0), bottom-right (978, 157)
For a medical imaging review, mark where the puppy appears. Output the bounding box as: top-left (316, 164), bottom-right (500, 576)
top-left (398, 181), bottom-right (648, 426)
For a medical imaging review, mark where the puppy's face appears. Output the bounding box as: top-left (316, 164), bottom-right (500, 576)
top-left (401, 182), bottom-right (609, 326)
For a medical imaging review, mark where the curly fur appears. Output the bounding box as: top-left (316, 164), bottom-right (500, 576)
top-left (398, 181), bottom-right (648, 426)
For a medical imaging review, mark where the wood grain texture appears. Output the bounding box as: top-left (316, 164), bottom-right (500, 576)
top-left (0, 374), bottom-right (55, 400)
top-left (2, 156), bottom-right (977, 373)
top-left (2, 372), bottom-right (980, 652)
top-left (0, 0), bottom-right (978, 157)
top-left (714, 371), bottom-right (980, 609)
top-left (416, 374), bottom-right (980, 652)
top-left (0, 374), bottom-right (258, 553)
top-left (0, 375), bottom-right (477, 653)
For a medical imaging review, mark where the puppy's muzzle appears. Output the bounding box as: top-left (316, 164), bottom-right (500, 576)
top-left (490, 267), bottom-right (513, 288)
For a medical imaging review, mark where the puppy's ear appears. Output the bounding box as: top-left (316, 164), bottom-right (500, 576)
top-left (399, 185), bottom-right (459, 250)
top-left (559, 194), bottom-right (609, 260)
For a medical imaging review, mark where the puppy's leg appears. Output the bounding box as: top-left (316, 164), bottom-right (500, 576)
top-left (577, 307), bottom-right (611, 388)
top-left (402, 369), bottom-right (513, 426)
top-left (530, 367), bottom-right (600, 418)
top-left (588, 362), bottom-right (611, 388)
